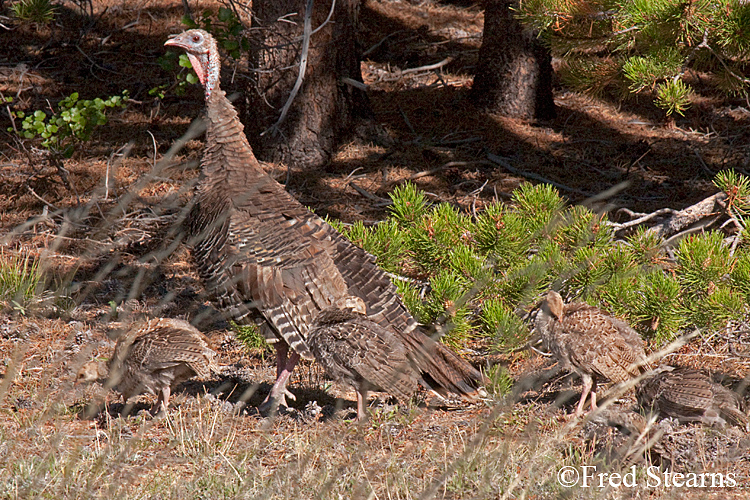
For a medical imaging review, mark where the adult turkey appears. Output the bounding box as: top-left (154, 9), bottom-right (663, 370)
top-left (164, 29), bottom-right (485, 414)
top-left (637, 366), bottom-right (748, 427)
top-left (535, 290), bottom-right (647, 416)
top-left (307, 297), bottom-right (422, 420)
top-left (75, 318), bottom-right (219, 414)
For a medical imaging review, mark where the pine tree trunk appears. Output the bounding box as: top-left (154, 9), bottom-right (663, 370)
top-left (471, 0), bottom-right (555, 120)
top-left (245, 0), bottom-right (373, 169)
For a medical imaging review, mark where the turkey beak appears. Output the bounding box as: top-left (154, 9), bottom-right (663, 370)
top-left (164, 35), bottom-right (185, 49)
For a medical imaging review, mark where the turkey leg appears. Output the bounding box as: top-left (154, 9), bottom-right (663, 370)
top-left (259, 342), bottom-right (300, 414)
top-left (575, 374), bottom-right (593, 417)
top-left (153, 385), bottom-right (171, 415)
top-left (356, 389), bottom-right (369, 421)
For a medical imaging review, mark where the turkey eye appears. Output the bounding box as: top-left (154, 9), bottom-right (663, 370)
top-left (192, 35), bottom-right (201, 42)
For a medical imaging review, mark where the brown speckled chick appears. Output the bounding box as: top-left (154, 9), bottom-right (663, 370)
top-left (76, 318), bottom-right (219, 414)
top-left (638, 366), bottom-right (748, 428)
top-left (307, 297), bottom-right (422, 420)
top-left (535, 291), bottom-right (647, 416)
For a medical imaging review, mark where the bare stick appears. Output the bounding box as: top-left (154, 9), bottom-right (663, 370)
top-left (487, 152), bottom-right (593, 197)
top-left (340, 77), bottom-right (368, 91)
top-left (606, 207), bottom-right (680, 231)
top-left (399, 57), bottom-right (452, 76)
top-left (349, 181), bottom-right (391, 205)
top-left (105, 142), bottom-right (133, 200)
top-left (380, 58), bottom-right (454, 82)
top-left (24, 183), bottom-right (59, 211)
top-left (311, 0), bottom-right (336, 36)
top-left (406, 161), bottom-right (491, 182)
top-left (363, 30), bottom-right (406, 57)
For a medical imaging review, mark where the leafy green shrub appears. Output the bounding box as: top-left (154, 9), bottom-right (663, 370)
top-left (447, 245), bottom-right (488, 283)
top-left (231, 321), bottom-right (271, 355)
top-left (564, 246), bottom-right (609, 299)
top-left (512, 183), bottom-right (564, 234)
top-left (518, 0), bottom-right (750, 115)
top-left (389, 182), bottom-right (430, 228)
top-left (183, 7), bottom-right (249, 60)
top-left (554, 205), bottom-right (612, 251)
top-left (344, 220), bottom-right (407, 274)
top-left (152, 52), bottom-right (200, 98)
top-left (631, 270), bottom-right (684, 342)
top-left (11, 0), bottom-right (55, 26)
top-left (654, 79), bottom-right (693, 116)
top-left (730, 252), bottom-right (750, 299)
top-left (412, 202), bottom-right (475, 273)
top-left (475, 203), bottom-right (530, 268)
top-left (676, 231), bottom-right (733, 299)
top-left (625, 227), bottom-right (666, 267)
top-left (485, 364), bottom-right (514, 397)
top-left (596, 273), bottom-right (639, 319)
top-left (154, 7), bottom-right (248, 99)
top-left (423, 269), bottom-right (473, 348)
top-left (714, 169), bottom-right (750, 221)
top-left (9, 91), bottom-right (128, 157)
top-left (394, 280), bottom-right (427, 324)
top-left (480, 298), bottom-right (528, 349)
top-left (338, 175), bottom-right (750, 352)
top-left (693, 287), bottom-right (747, 329)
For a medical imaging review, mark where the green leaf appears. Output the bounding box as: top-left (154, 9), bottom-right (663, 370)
top-left (181, 15), bottom-right (197, 28)
top-left (218, 6), bottom-right (233, 22)
top-left (179, 53), bottom-right (193, 68)
top-left (223, 40), bottom-right (239, 52)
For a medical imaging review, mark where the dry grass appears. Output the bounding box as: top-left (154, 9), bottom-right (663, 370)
top-left (2, 318), bottom-right (749, 499)
top-left (2, 0), bottom-right (750, 498)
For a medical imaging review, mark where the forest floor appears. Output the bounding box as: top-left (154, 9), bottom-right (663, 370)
top-left (1, 0), bottom-right (750, 498)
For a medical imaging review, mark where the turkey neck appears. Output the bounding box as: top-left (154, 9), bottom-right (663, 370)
top-left (200, 88), bottom-right (275, 193)
top-left (186, 85), bottom-right (287, 248)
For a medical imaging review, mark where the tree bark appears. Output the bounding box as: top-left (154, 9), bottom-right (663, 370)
top-left (246, 0), bottom-right (373, 169)
top-left (471, 0), bottom-right (555, 120)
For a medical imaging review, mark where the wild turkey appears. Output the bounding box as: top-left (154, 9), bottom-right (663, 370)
top-left (535, 290), bottom-right (647, 416)
top-left (307, 296), bottom-right (422, 419)
top-left (582, 406), bottom-right (667, 467)
top-left (164, 29), bottom-right (485, 413)
top-left (637, 366), bottom-right (748, 427)
top-left (75, 318), bottom-right (219, 414)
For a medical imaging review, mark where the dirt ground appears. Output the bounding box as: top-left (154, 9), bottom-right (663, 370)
top-left (2, 0), bottom-right (750, 498)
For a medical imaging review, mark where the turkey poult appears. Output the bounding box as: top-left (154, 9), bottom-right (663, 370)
top-left (75, 318), bottom-right (220, 414)
top-left (164, 29), bottom-right (485, 413)
top-left (535, 290), bottom-right (647, 416)
top-left (637, 366), bottom-right (748, 428)
top-left (307, 297), bottom-right (422, 420)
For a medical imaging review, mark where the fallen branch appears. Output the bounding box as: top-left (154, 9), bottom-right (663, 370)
top-left (610, 207), bottom-right (680, 232)
top-left (487, 152), bottom-right (593, 197)
top-left (608, 192), bottom-right (728, 241)
top-left (349, 181), bottom-right (391, 206)
top-left (379, 57), bottom-right (453, 82)
top-left (405, 160), bottom-right (491, 182)
top-left (400, 57), bottom-right (452, 76)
